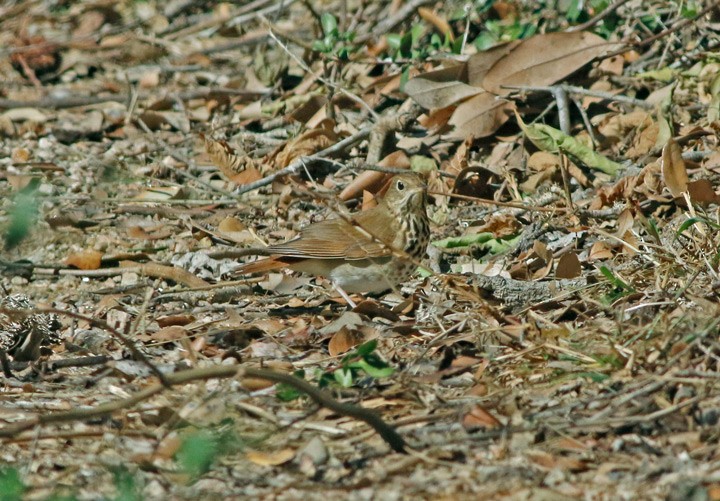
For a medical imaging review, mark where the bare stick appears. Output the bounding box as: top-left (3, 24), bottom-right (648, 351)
top-left (0, 365), bottom-right (407, 452)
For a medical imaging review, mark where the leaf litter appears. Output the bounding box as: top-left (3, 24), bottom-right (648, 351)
top-left (1, 0), bottom-right (720, 499)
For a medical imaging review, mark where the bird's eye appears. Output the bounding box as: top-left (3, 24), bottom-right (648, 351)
top-left (396, 180), bottom-right (405, 191)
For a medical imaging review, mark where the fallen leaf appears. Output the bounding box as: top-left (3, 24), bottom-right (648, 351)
top-left (556, 252), bottom-right (581, 279)
top-left (201, 133), bottom-right (261, 184)
top-left (661, 138), bottom-right (688, 197)
top-left (589, 241), bottom-right (614, 261)
top-left (462, 405), bottom-right (502, 430)
top-left (687, 179), bottom-right (720, 204)
top-left (483, 31), bottom-right (617, 95)
top-left (152, 325), bottom-right (188, 342)
top-left (446, 93), bottom-right (514, 140)
top-left (328, 326), bottom-right (365, 357)
top-left (66, 250), bottom-right (103, 270)
top-left (246, 448), bottom-right (295, 466)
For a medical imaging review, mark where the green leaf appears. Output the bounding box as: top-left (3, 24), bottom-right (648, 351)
top-left (473, 32), bottom-right (497, 51)
top-left (349, 358), bottom-right (395, 378)
top-left (111, 466), bottom-right (140, 501)
top-left (0, 468), bottom-right (25, 501)
top-left (677, 217), bottom-right (705, 236)
top-left (351, 339), bottom-right (378, 359)
top-left (334, 367), bottom-right (355, 387)
top-left (516, 112), bottom-right (622, 175)
top-left (276, 370), bottom-right (306, 401)
top-left (320, 13), bottom-right (338, 37)
top-left (399, 66), bottom-right (411, 91)
top-left (599, 265), bottom-right (634, 293)
top-left (410, 155), bottom-right (437, 175)
top-left (5, 181), bottom-right (40, 250)
top-left (451, 37), bottom-right (464, 55)
top-left (577, 371), bottom-right (609, 382)
top-left (176, 430), bottom-right (219, 478)
top-left (410, 23), bottom-right (424, 45)
top-left (432, 233), bottom-right (495, 249)
top-left (386, 33), bottom-right (403, 51)
top-left (311, 40), bottom-right (328, 52)
top-left (399, 31), bottom-right (413, 58)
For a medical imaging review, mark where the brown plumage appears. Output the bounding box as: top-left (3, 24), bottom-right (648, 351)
top-left (236, 174), bottom-right (430, 294)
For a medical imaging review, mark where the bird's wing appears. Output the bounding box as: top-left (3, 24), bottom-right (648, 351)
top-left (266, 213), bottom-right (392, 260)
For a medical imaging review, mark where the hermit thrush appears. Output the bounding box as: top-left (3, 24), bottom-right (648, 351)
top-left (236, 174), bottom-right (430, 300)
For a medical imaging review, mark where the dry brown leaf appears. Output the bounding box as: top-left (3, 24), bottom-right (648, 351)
top-left (471, 214), bottom-right (521, 238)
top-left (589, 241), bottom-right (613, 261)
top-left (246, 448), bottom-right (295, 466)
top-left (362, 189), bottom-right (378, 211)
top-left (482, 31), bottom-right (615, 95)
top-left (218, 217), bottom-right (247, 233)
top-left (406, 43), bottom-right (519, 110)
top-left (661, 138), bottom-right (688, 197)
top-left (66, 250), bottom-right (103, 270)
top-left (466, 41), bottom-right (522, 86)
top-left (404, 65), bottom-right (478, 109)
top-left (201, 133), bottom-right (261, 184)
top-left (328, 327), bottom-right (365, 357)
top-left (626, 119), bottom-right (658, 158)
top-left (556, 252), bottom-right (581, 279)
top-left (597, 55), bottom-right (625, 75)
top-left (687, 179), bottom-right (720, 204)
top-left (446, 93), bottom-right (514, 140)
top-left (127, 225), bottom-right (173, 241)
top-left (152, 326), bottom-right (188, 342)
top-left (417, 106), bottom-right (455, 134)
top-left (462, 405), bottom-right (502, 430)
top-left (274, 121), bottom-right (339, 168)
top-left (418, 7), bottom-right (454, 40)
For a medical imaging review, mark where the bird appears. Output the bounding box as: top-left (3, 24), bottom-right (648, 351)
top-left (236, 174), bottom-right (430, 305)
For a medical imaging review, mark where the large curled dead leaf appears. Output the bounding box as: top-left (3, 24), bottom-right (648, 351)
top-left (482, 31), bottom-right (619, 95)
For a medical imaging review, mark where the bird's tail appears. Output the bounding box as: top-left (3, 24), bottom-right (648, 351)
top-left (234, 257), bottom-right (288, 275)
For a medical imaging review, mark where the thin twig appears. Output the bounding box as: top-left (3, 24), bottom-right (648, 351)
top-left (234, 125), bottom-right (373, 195)
top-left (567, 0), bottom-right (632, 32)
top-left (434, 191), bottom-right (568, 213)
top-left (503, 84), bottom-right (654, 110)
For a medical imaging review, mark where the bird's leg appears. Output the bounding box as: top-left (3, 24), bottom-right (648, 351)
top-left (331, 281), bottom-right (357, 308)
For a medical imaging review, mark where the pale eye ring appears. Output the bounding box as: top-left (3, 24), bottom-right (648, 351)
top-left (396, 180), bottom-right (405, 191)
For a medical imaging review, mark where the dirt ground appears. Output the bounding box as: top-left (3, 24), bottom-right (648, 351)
top-left (2, 0), bottom-right (720, 499)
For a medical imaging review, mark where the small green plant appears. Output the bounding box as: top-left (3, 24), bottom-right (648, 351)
top-left (473, 18), bottom-right (537, 51)
top-left (111, 466), bottom-right (140, 501)
top-left (320, 339), bottom-right (395, 388)
top-left (275, 340), bottom-right (395, 401)
top-left (174, 428), bottom-right (240, 480)
top-left (175, 430), bottom-right (221, 479)
top-left (599, 265), bottom-right (635, 303)
top-left (4, 179), bottom-right (40, 250)
top-left (312, 13), bottom-right (356, 60)
top-left (0, 468), bottom-right (25, 501)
